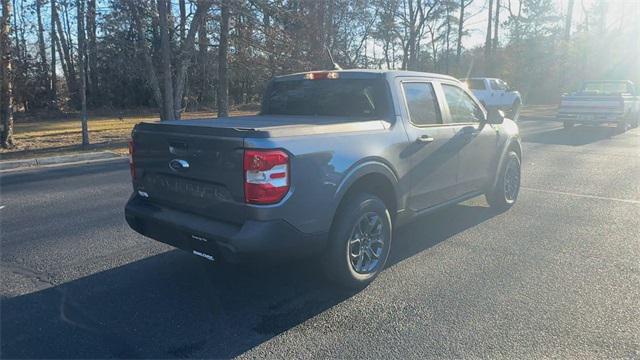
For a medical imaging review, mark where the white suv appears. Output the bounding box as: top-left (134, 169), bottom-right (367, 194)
top-left (462, 78), bottom-right (522, 119)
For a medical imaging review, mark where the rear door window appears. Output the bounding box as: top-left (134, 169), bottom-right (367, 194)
top-left (490, 80), bottom-right (507, 91)
top-left (465, 79), bottom-right (486, 90)
top-left (402, 83), bottom-right (442, 126)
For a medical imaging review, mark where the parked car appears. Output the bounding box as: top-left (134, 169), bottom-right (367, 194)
top-left (125, 70), bottom-right (522, 288)
top-left (461, 77), bottom-right (522, 119)
top-left (557, 80), bottom-right (640, 131)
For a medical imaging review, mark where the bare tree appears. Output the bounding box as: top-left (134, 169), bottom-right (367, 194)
top-left (86, 0), bottom-right (97, 98)
top-left (217, 0), bottom-right (230, 117)
top-left (493, 0), bottom-right (500, 50)
top-left (1, 0), bottom-right (14, 148)
top-left (484, 0), bottom-right (493, 60)
top-left (130, 0), bottom-right (162, 113)
top-left (77, 0), bottom-right (88, 145)
top-left (563, 0), bottom-right (574, 40)
top-left (456, 0), bottom-right (473, 62)
top-left (35, 0), bottom-right (49, 90)
top-left (50, 0), bottom-right (57, 102)
top-left (172, 0), bottom-right (212, 119)
top-left (157, 0), bottom-right (174, 121)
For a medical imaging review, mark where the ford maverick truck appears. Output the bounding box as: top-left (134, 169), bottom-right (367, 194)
top-left (125, 70), bottom-right (522, 288)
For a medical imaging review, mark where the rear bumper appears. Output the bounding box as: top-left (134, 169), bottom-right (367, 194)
top-left (557, 112), bottom-right (624, 124)
top-left (125, 195), bottom-right (327, 263)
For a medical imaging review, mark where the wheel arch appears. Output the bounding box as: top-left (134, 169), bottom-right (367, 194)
top-left (331, 160), bottom-right (402, 232)
top-left (489, 136), bottom-right (522, 191)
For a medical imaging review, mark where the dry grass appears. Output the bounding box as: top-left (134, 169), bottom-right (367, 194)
top-left (0, 110), bottom-right (257, 161)
top-left (0, 105), bottom-right (556, 161)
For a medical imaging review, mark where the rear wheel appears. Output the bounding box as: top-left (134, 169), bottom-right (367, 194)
top-left (617, 118), bottom-right (628, 133)
top-left (323, 193), bottom-right (392, 289)
top-left (486, 151), bottom-right (521, 212)
top-left (563, 121), bottom-right (574, 129)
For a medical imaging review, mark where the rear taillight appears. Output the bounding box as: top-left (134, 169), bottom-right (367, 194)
top-left (243, 149), bottom-right (290, 204)
top-left (128, 139), bottom-right (136, 180)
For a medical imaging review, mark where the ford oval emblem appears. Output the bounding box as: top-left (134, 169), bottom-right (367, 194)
top-left (169, 159), bottom-right (190, 172)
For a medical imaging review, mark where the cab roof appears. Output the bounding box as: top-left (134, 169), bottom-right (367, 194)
top-left (273, 69), bottom-right (459, 82)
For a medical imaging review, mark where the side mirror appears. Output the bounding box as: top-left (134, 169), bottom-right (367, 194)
top-left (486, 108), bottom-right (505, 124)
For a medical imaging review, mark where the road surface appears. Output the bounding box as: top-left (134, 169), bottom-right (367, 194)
top-left (1, 120), bottom-right (639, 358)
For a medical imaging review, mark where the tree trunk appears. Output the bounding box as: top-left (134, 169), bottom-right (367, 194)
top-left (172, 0), bottom-right (213, 119)
top-left (77, 0), bottom-right (88, 146)
top-left (35, 0), bottom-right (49, 90)
top-left (1, 0), bottom-right (14, 148)
top-left (484, 0), bottom-right (494, 72)
top-left (86, 0), bottom-right (97, 100)
top-left (50, 0), bottom-right (57, 102)
top-left (179, 0), bottom-right (186, 42)
top-left (158, 0), bottom-right (175, 121)
top-left (130, 0), bottom-right (163, 116)
top-left (564, 0), bottom-right (575, 40)
top-left (197, 16), bottom-right (208, 105)
top-left (456, 0), bottom-right (465, 61)
top-left (217, 0), bottom-right (229, 118)
top-left (484, 0), bottom-right (493, 57)
top-left (493, 0), bottom-right (500, 51)
top-left (55, 10), bottom-right (78, 104)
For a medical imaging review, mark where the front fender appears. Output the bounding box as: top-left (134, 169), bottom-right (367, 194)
top-left (489, 135), bottom-right (522, 191)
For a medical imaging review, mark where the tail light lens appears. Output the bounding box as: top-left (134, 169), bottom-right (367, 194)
top-left (243, 149), bottom-right (289, 204)
top-left (128, 139), bottom-right (136, 180)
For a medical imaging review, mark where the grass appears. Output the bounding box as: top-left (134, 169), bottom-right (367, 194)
top-left (0, 110), bottom-right (257, 161)
top-left (0, 105), bottom-right (557, 161)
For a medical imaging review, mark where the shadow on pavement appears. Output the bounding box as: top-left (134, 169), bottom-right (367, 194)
top-left (1, 203), bottom-right (495, 359)
top-left (522, 124), bottom-right (622, 146)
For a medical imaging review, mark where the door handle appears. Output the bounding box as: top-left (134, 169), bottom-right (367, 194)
top-left (416, 135), bottom-right (434, 143)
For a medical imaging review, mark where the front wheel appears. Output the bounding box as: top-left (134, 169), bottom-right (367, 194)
top-left (563, 121), bottom-right (574, 129)
top-left (486, 151), bottom-right (521, 212)
top-left (323, 193), bottom-right (392, 289)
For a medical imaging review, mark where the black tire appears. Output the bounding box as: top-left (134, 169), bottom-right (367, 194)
top-left (563, 121), bottom-right (574, 129)
top-left (323, 193), bottom-right (392, 289)
top-left (486, 151), bottom-right (521, 212)
top-left (617, 118), bottom-right (628, 133)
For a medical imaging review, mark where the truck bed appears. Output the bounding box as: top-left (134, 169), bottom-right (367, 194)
top-left (134, 115), bottom-right (389, 138)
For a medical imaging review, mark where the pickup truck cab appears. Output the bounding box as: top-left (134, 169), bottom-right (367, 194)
top-left (557, 80), bottom-right (640, 131)
top-left (461, 77), bottom-right (522, 119)
top-left (125, 70), bottom-right (522, 288)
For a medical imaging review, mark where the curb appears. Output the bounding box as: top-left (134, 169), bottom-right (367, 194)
top-left (0, 151), bottom-right (124, 172)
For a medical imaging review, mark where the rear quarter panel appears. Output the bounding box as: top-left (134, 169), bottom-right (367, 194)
top-left (243, 120), bottom-right (411, 235)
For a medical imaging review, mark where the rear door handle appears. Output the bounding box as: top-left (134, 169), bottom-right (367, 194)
top-left (416, 135), bottom-right (434, 143)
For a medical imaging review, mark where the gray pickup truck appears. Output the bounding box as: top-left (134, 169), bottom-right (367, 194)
top-left (125, 70), bottom-right (522, 288)
top-left (557, 80), bottom-right (640, 131)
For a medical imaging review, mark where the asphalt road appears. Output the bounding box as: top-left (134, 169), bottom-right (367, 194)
top-left (1, 120), bottom-right (639, 359)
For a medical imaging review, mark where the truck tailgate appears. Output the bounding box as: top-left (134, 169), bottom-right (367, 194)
top-left (132, 122), bottom-right (246, 224)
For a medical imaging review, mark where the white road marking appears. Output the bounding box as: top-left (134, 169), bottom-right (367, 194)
top-left (0, 205), bottom-right (5, 210)
top-left (522, 187), bottom-right (640, 205)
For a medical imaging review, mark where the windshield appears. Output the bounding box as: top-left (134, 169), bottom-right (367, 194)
top-left (581, 81), bottom-right (632, 94)
top-left (263, 79), bottom-right (391, 119)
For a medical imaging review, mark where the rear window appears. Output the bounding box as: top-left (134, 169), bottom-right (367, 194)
top-left (465, 79), bottom-right (486, 90)
top-left (263, 79), bottom-right (391, 119)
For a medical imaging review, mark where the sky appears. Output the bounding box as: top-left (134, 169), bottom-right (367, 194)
top-left (463, 0), bottom-right (640, 48)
